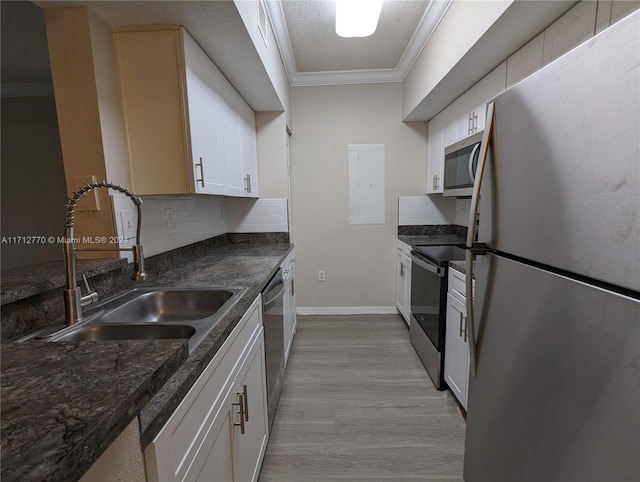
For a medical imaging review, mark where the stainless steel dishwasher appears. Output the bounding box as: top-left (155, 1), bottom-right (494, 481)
top-left (262, 269), bottom-right (285, 430)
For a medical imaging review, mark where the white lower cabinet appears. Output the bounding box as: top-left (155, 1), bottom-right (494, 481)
top-left (395, 241), bottom-right (412, 325)
top-left (444, 268), bottom-right (471, 410)
top-left (282, 251), bottom-right (297, 366)
top-left (145, 296), bottom-right (268, 482)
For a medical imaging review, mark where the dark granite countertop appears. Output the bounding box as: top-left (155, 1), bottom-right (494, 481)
top-left (449, 260), bottom-right (467, 275)
top-left (1, 258), bottom-right (127, 306)
top-left (0, 241), bottom-right (292, 481)
top-left (398, 234), bottom-right (467, 247)
top-left (0, 339), bottom-right (188, 482)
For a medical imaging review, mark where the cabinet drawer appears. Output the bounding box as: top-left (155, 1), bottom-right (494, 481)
top-left (397, 240), bottom-right (411, 257)
top-left (449, 267), bottom-right (467, 302)
top-left (145, 296), bottom-right (262, 482)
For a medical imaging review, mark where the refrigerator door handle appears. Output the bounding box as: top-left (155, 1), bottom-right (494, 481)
top-left (466, 102), bottom-right (496, 377)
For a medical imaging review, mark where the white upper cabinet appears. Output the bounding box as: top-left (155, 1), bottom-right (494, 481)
top-left (506, 33), bottom-right (544, 89)
top-left (542, 0), bottom-right (597, 65)
top-left (426, 62), bottom-right (505, 194)
top-left (451, 61), bottom-right (506, 141)
top-left (114, 26), bottom-right (258, 197)
top-left (183, 32), bottom-right (226, 195)
top-left (220, 75), bottom-right (259, 198)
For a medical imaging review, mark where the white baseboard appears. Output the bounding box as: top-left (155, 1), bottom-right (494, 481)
top-left (296, 306), bottom-right (399, 315)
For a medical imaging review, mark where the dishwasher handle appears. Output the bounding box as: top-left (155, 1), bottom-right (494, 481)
top-left (263, 269), bottom-right (285, 309)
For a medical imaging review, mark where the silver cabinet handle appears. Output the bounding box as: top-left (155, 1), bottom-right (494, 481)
top-left (233, 392), bottom-right (246, 434)
top-left (242, 384), bottom-right (249, 422)
top-left (195, 158), bottom-right (205, 188)
top-left (459, 311), bottom-right (464, 337)
top-left (468, 113), bottom-right (473, 135)
top-left (244, 174), bottom-right (252, 194)
top-left (400, 262), bottom-right (405, 278)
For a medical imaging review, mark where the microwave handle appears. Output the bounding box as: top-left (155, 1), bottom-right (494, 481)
top-left (468, 142), bottom-right (481, 182)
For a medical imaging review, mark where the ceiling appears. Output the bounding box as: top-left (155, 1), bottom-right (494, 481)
top-left (3, 0), bottom-right (451, 103)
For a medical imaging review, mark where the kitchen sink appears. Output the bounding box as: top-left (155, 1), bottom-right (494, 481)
top-left (51, 323), bottom-right (196, 342)
top-left (98, 289), bottom-right (235, 324)
top-left (18, 287), bottom-right (245, 353)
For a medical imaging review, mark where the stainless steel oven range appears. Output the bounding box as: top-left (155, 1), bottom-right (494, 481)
top-left (409, 244), bottom-right (465, 389)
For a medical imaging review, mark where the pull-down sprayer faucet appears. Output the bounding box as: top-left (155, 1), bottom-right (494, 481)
top-left (63, 181), bottom-right (147, 325)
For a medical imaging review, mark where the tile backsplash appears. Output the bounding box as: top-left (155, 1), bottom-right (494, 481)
top-left (398, 196), bottom-right (456, 225)
top-left (398, 196), bottom-right (471, 227)
top-left (226, 197), bottom-right (289, 233)
top-left (112, 195), bottom-right (289, 260)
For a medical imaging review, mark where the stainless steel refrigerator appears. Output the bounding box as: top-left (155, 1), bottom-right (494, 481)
top-left (463, 10), bottom-right (640, 482)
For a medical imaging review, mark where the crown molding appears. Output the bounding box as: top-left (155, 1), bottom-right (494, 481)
top-left (291, 68), bottom-right (401, 87)
top-left (264, 0), bottom-right (297, 85)
top-left (396, 0), bottom-right (453, 80)
top-left (265, 0), bottom-right (452, 87)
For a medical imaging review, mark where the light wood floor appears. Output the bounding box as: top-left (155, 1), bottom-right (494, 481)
top-left (258, 314), bottom-right (466, 482)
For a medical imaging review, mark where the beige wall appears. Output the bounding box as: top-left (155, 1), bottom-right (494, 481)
top-left (44, 7), bottom-right (121, 256)
top-left (256, 111), bottom-right (288, 199)
top-left (403, 0), bottom-right (512, 119)
top-left (291, 83), bottom-right (427, 310)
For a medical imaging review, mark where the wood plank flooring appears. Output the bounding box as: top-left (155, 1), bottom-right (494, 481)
top-left (258, 314), bottom-right (466, 482)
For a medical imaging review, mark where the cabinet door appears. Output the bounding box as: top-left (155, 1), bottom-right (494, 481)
top-left (183, 388), bottom-right (235, 482)
top-left (610, 0), bottom-right (640, 24)
top-left (395, 252), bottom-right (411, 325)
top-left (426, 113), bottom-right (448, 194)
top-left (471, 61), bottom-right (506, 133)
top-left (543, 0), bottom-right (597, 65)
top-left (444, 293), bottom-right (469, 409)
top-left (232, 330), bottom-right (269, 482)
top-left (221, 80), bottom-right (246, 197)
top-left (113, 28), bottom-right (191, 194)
top-left (506, 33), bottom-right (544, 89)
top-left (183, 32), bottom-right (226, 195)
top-left (239, 101), bottom-right (259, 198)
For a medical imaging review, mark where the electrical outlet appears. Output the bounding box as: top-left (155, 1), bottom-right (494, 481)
top-left (318, 270), bottom-right (326, 282)
top-left (73, 175), bottom-right (101, 212)
top-left (166, 208), bottom-right (175, 229)
top-left (459, 200), bottom-right (467, 215)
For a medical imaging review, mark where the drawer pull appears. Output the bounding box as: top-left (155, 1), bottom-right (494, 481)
top-left (242, 384), bottom-right (249, 422)
top-left (233, 393), bottom-right (246, 434)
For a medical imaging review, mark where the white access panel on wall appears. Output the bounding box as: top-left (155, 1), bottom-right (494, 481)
top-left (348, 144), bottom-right (385, 225)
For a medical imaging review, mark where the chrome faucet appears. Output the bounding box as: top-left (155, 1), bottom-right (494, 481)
top-left (63, 181), bottom-right (147, 325)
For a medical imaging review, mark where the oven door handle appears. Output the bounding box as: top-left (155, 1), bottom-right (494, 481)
top-left (411, 254), bottom-right (445, 277)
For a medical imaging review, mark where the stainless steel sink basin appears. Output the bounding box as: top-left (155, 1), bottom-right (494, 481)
top-left (99, 289), bottom-right (235, 324)
top-left (51, 324), bottom-right (196, 342)
top-left (18, 287), bottom-right (245, 352)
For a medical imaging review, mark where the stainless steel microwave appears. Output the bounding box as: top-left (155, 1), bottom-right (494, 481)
top-left (442, 130), bottom-right (483, 197)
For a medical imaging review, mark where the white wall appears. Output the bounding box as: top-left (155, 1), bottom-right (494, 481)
top-left (290, 83), bottom-right (427, 310)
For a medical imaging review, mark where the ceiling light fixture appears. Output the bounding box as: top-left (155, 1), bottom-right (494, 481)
top-left (335, 0), bottom-right (384, 38)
